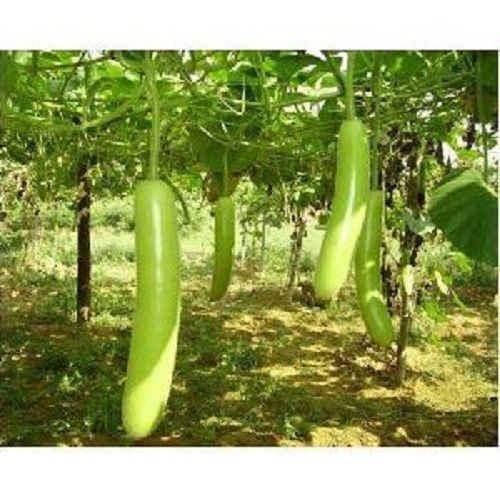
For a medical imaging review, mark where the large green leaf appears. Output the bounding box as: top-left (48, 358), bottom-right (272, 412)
top-left (265, 52), bottom-right (322, 83)
top-left (428, 168), bottom-right (498, 266)
top-left (0, 52), bottom-right (18, 96)
top-left (189, 125), bottom-right (258, 174)
top-left (478, 51), bottom-right (498, 124)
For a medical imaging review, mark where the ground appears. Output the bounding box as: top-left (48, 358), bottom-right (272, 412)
top-left (0, 250), bottom-right (497, 447)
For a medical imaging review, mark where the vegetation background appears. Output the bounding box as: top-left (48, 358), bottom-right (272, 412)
top-left (0, 49), bottom-right (498, 447)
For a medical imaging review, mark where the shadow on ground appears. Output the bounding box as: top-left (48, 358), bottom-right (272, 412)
top-left (0, 283), bottom-right (497, 447)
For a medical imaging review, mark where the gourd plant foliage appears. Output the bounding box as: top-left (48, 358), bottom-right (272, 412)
top-left (186, 50), bottom-right (343, 195)
top-left (1, 51), bottom-right (147, 200)
top-left (428, 168), bottom-right (498, 267)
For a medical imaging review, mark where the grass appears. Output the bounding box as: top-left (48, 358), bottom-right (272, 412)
top-left (0, 214), bottom-right (497, 447)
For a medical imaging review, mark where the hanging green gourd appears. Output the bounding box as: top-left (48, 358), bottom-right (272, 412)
top-left (354, 53), bottom-right (395, 347)
top-left (210, 148), bottom-right (235, 300)
top-left (314, 51), bottom-right (370, 301)
top-left (122, 52), bottom-right (181, 439)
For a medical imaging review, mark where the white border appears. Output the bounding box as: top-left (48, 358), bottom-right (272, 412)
top-left (0, 3), bottom-right (498, 499)
top-left (1, 447), bottom-right (499, 498)
top-left (0, 1), bottom-right (499, 48)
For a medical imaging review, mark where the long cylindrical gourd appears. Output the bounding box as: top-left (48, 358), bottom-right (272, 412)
top-left (122, 180), bottom-right (181, 439)
top-left (314, 118), bottom-right (370, 300)
top-left (210, 196), bottom-right (235, 300)
top-left (354, 190), bottom-right (395, 347)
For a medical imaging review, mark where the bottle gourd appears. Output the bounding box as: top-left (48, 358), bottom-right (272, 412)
top-left (122, 180), bottom-right (181, 439)
top-left (354, 190), bottom-right (395, 346)
top-left (314, 118), bottom-right (370, 300)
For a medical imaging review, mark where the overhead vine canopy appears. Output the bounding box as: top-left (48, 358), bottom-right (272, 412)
top-left (0, 50), bottom-right (498, 247)
top-left (1, 51), bottom-right (495, 165)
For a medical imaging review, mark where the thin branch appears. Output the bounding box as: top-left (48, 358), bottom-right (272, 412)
top-left (36, 54), bottom-right (111, 71)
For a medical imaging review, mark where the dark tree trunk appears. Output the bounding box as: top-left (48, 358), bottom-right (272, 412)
top-left (76, 161), bottom-right (91, 324)
top-left (434, 141), bottom-right (444, 165)
top-left (381, 239), bottom-right (398, 315)
top-left (464, 117), bottom-right (476, 149)
top-left (381, 157), bottom-right (399, 314)
top-left (286, 208), bottom-right (306, 301)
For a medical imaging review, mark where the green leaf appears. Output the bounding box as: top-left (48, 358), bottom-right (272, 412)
top-left (421, 298), bottom-right (447, 323)
top-left (0, 52), bottom-right (18, 95)
top-left (317, 98), bottom-right (341, 146)
top-left (280, 91), bottom-right (309, 106)
top-left (189, 126), bottom-right (257, 173)
top-left (478, 52), bottom-right (498, 123)
top-left (478, 51), bottom-right (498, 91)
top-left (270, 53), bottom-right (322, 82)
top-left (38, 51), bottom-right (66, 65)
top-left (96, 60), bottom-right (126, 79)
top-left (402, 209), bottom-right (435, 235)
top-left (428, 168), bottom-right (498, 266)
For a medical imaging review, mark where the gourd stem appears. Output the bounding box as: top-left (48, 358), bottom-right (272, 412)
top-left (481, 121), bottom-right (488, 182)
top-left (222, 148), bottom-right (229, 197)
top-left (145, 51), bottom-right (160, 181)
top-left (345, 51), bottom-right (356, 120)
top-left (371, 52), bottom-right (382, 189)
top-left (475, 52), bottom-right (489, 182)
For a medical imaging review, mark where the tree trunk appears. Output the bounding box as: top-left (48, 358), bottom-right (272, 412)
top-left (260, 214), bottom-right (266, 272)
top-left (396, 261), bottom-right (412, 385)
top-left (76, 161), bottom-right (91, 324)
top-left (240, 223), bottom-right (247, 265)
top-left (464, 117), bottom-right (476, 149)
top-left (286, 209), bottom-right (306, 301)
top-left (396, 140), bottom-right (425, 386)
top-left (381, 157), bottom-right (399, 314)
top-left (251, 223), bottom-right (257, 264)
top-left (381, 239), bottom-right (398, 314)
top-left (26, 204), bottom-right (41, 267)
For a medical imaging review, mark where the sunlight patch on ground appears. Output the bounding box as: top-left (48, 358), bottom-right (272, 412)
top-left (310, 425), bottom-right (380, 446)
top-left (407, 347), bottom-right (495, 412)
top-left (266, 365), bottom-right (301, 378)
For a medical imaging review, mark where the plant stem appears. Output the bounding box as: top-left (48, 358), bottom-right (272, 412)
top-left (31, 51), bottom-right (39, 75)
top-left (475, 52), bottom-right (489, 182)
top-left (165, 175), bottom-right (191, 224)
top-left (222, 147), bottom-right (229, 197)
top-left (37, 54), bottom-right (110, 71)
top-left (255, 52), bottom-right (271, 118)
top-left (371, 52), bottom-right (382, 189)
top-left (322, 50), bottom-right (346, 96)
top-left (76, 160), bottom-right (92, 324)
top-left (481, 121), bottom-right (489, 182)
top-left (260, 213), bottom-right (266, 272)
top-left (396, 140), bottom-right (425, 386)
top-left (345, 51), bottom-right (356, 120)
top-left (396, 263), bottom-right (411, 386)
top-left (144, 51), bottom-right (160, 181)
top-left (286, 208), bottom-right (306, 302)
